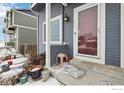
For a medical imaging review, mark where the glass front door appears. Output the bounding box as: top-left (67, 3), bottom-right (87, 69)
top-left (78, 6), bottom-right (98, 56)
top-left (74, 4), bottom-right (100, 58)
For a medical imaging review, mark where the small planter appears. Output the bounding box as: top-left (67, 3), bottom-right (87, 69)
top-left (19, 74), bottom-right (28, 84)
top-left (2, 64), bottom-right (9, 72)
top-left (8, 60), bottom-right (13, 65)
top-left (28, 65), bottom-right (43, 80)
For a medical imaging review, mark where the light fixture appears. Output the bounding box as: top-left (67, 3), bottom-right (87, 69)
top-left (64, 14), bottom-right (69, 22)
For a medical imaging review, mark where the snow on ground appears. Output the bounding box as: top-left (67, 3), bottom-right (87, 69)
top-left (17, 77), bottom-right (63, 86)
top-left (0, 42), bottom-right (5, 47)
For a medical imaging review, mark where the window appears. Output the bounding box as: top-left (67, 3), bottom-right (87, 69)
top-left (43, 15), bottom-right (62, 44)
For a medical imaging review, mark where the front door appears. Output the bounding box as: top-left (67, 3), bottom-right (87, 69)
top-left (73, 3), bottom-right (105, 63)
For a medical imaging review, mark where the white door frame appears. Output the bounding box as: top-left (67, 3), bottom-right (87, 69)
top-left (73, 3), bottom-right (105, 64)
top-left (121, 4), bottom-right (124, 68)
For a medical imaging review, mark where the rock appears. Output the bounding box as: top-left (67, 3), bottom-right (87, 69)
top-left (41, 69), bottom-right (50, 82)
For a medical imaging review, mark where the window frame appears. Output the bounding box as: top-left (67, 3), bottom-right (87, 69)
top-left (43, 15), bottom-right (63, 44)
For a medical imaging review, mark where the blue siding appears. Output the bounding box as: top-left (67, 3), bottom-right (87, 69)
top-left (50, 45), bottom-right (70, 65)
top-left (36, 3), bottom-right (121, 67)
top-left (105, 3), bottom-right (120, 67)
top-left (37, 4), bottom-right (73, 66)
top-left (64, 3), bottom-right (83, 56)
top-left (38, 9), bottom-right (45, 54)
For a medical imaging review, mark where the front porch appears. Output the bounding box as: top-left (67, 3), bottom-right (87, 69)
top-left (29, 3), bottom-right (124, 85)
top-left (50, 59), bottom-right (124, 85)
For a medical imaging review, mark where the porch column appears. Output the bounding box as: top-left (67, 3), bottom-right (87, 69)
top-left (45, 3), bottom-right (51, 68)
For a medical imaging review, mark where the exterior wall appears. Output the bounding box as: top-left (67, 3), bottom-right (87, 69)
top-left (14, 11), bottom-right (37, 28)
top-left (50, 45), bottom-right (70, 65)
top-left (37, 3), bottom-right (121, 67)
top-left (37, 8), bottom-right (45, 53)
top-left (38, 4), bottom-right (63, 54)
top-left (63, 3), bottom-right (83, 56)
top-left (4, 9), bottom-right (37, 54)
top-left (38, 3), bottom-right (82, 55)
top-left (37, 3), bottom-right (83, 65)
top-left (18, 27), bottom-right (36, 44)
top-left (105, 3), bottom-right (120, 67)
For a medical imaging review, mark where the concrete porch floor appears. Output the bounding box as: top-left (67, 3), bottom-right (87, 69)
top-left (16, 59), bottom-right (124, 85)
top-left (50, 59), bottom-right (124, 85)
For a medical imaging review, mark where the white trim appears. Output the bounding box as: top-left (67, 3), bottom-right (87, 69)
top-left (15, 25), bottom-right (37, 30)
top-left (12, 10), bottom-right (14, 25)
top-left (121, 4), bottom-right (124, 68)
top-left (16, 27), bottom-right (19, 52)
top-left (43, 15), bottom-right (63, 44)
top-left (45, 3), bottom-right (51, 68)
top-left (30, 3), bottom-right (37, 9)
top-left (30, 8), bottom-right (38, 16)
top-left (62, 3), bottom-right (68, 6)
top-left (18, 43), bottom-right (36, 45)
top-left (11, 9), bottom-right (37, 30)
top-left (13, 9), bottom-right (37, 19)
top-left (73, 3), bottom-right (105, 64)
top-left (8, 11), bottom-right (11, 27)
top-left (37, 13), bottom-right (39, 54)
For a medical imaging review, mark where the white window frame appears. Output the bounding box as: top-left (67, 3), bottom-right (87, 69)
top-left (43, 15), bottom-right (62, 44)
top-left (73, 3), bottom-right (105, 64)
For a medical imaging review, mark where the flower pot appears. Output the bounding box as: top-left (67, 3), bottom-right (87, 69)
top-left (19, 74), bottom-right (28, 84)
top-left (2, 64), bottom-right (9, 72)
top-left (28, 65), bottom-right (43, 80)
top-left (8, 60), bottom-right (13, 65)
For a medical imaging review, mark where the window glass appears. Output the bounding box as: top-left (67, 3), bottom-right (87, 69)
top-left (43, 15), bottom-right (61, 44)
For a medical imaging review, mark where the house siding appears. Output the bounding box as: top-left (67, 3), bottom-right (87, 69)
top-left (37, 6), bottom-right (46, 54)
top-left (37, 3), bottom-right (83, 65)
top-left (37, 4), bottom-right (65, 53)
top-left (38, 3), bottom-right (83, 54)
top-left (37, 3), bottom-right (121, 67)
top-left (51, 45), bottom-right (70, 65)
top-left (18, 27), bottom-right (37, 44)
top-left (105, 3), bottom-right (120, 67)
top-left (64, 3), bottom-right (83, 56)
top-left (14, 11), bottom-right (37, 28)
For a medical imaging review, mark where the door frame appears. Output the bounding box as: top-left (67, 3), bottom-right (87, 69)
top-left (73, 3), bottom-right (106, 64)
top-left (121, 3), bottom-right (124, 68)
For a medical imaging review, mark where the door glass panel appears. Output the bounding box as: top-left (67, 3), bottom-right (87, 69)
top-left (78, 6), bottom-right (97, 56)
